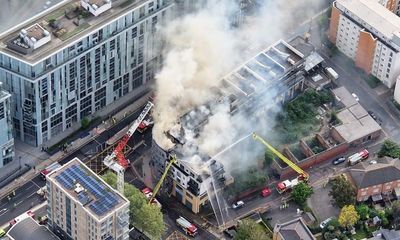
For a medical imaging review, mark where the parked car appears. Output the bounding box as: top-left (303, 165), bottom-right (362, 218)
top-left (368, 110), bottom-right (377, 120)
top-left (232, 201), bottom-right (244, 209)
top-left (261, 187), bottom-right (272, 197)
top-left (0, 228), bottom-right (5, 237)
top-left (320, 217), bottom-right (333, 229)
top-left (332, 157), bottom-right (346, 165)
top-left (352, 93), bottom-right (359, 101)
top-left (369, 160), bottom-right (377, 164)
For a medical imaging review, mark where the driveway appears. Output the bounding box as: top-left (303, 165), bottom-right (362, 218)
top-left (308, 184), bottom-right (340, 222)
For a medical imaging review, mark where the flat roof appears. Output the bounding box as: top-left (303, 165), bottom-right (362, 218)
top-left (332, 86), bottom-right (358, 108)
top-left (0, 0), bottom-right (151, 65)
top-left (335, 107), bottom-right (381, 143)
top-left (0, 0), bottom-right (64, 34)
top-left (7, 217), bottom-right (59, 240)
top-left (48, 157), bottom-right (128, 219)
top-left (336, 0), bottom-right (400, 40)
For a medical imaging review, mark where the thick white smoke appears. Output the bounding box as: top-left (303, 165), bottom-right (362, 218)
top-left (153, 0), bottom-right (325, 171)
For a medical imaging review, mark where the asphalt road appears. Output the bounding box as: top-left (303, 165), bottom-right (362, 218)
top-left (0, 102), bottom-right (153, 227)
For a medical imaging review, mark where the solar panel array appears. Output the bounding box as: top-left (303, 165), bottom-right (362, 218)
top-left (55, 164), bottom-right (120, 216)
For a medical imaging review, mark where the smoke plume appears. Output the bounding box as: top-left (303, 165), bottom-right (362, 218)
top-left (153, 0), bottom-right (325, 171)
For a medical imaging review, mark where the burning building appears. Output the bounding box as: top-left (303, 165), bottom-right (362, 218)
top-left (151, 38), bottom-right (317, 216)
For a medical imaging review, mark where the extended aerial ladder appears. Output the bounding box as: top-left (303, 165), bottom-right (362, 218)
top-left (252, 133), bottom-right (309, 181)
top-left (103, 101), bottom-right (154, 193)
top-left (148, 155), bottom-right (177, 204)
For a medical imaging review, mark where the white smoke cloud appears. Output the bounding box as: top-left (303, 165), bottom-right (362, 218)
top-left (153, 0), bottom-right (325, 171)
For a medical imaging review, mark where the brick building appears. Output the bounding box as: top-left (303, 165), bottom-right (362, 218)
top-left (347, 157), bottom-right (400, 202)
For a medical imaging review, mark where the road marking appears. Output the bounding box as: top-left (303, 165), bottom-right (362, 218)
top-left (15, 200), bottom-right (23, 206)
top-left (27, 192), bottom-right (37, 199)
top-left (30, 180), bottom-right (41, 189)
top-left (0, 209), bottom-right (8, 217)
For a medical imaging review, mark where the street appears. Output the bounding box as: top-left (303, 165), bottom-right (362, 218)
top-left (0, 102), bottom-right (154, 227)
top-left (4, 0), bottom-right (400, 238)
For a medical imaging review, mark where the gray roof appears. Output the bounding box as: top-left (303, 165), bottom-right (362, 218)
top-left (274, 217), bottom-right (316, 240)
top-left (336, 0), bottom-right (400, 41)
top-left (369, 229), bottom-right (400, 240)
top-left (348, 158), bottom-right (400, 189)
top-left (7, 217), bottom-right (59, 240)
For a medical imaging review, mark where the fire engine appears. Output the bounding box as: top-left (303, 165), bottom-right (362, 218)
top-left (176, 216), bottom-right (198, 237)
top-left (348, 149), bottom-right (369, 166)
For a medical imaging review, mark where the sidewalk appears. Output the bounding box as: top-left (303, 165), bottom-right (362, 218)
top-left (0, 89), bottom-right (153, 200)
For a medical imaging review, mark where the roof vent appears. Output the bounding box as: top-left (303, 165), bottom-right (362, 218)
top-left (74, 183), bottom-right (85, 194)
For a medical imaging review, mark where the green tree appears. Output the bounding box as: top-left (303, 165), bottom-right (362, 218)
top-left (356, 204), bottom-right (370, 221)
top-left (338, 205), bottom-right (360, 229)
top-left (102, 172), bottom-right (165, 239)
top-left (391, 200), bottom-right (400, 228)
top-left (291, 182), bottom-right (313, 206)
top-left (329, 175), bottom-right (356, 208)
top-left (264, 149), bottom-right (275, 166)
top-left (378, 139), bottom-right (400, 158)
top-left (81, 117), bottom-right (90, 129)
top-left (234, 219), bottom-right (270, 240)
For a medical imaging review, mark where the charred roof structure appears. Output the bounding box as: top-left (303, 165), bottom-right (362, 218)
top-left (151, 38), bottom-right (317, 225)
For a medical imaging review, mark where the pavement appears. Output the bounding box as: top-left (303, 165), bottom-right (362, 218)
top-left (0, 89), bottom-right (154, 227)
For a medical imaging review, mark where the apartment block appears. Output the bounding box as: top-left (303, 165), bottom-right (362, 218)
top-left (0, 0), bottom-right (173, 146)
top-left (46, 157), bottom-right (130, 240)
top-left (0, 86), bottom-right (14, 168)
top-left (151, 39), bottom-right (314, 220)
top-left (329, 0), bottom-right (400, 88)
top-left (376, 0), bottom-right (400, 15)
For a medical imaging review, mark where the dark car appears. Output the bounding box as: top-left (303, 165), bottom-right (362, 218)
top-left (332, 157), bottom-right (346, 165)
top-left (368, 110), bottom-right (377, 120)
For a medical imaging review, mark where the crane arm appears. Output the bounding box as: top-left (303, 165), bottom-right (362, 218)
top-left (252, 133), bottom-right (309, 179)
top-left (149, 155), bottom-right (177, 204)
top-left (103, 101), bottom-right (154, 169)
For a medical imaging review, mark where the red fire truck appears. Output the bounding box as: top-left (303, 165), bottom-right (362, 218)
top-left (176, 216), bottom-right (198, 237)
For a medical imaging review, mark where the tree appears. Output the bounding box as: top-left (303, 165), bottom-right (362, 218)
top-left (391, 200), bottom-right (400, 228)
top-left (356, 204), bottom-right (370, 221)
top-left (329, 175), bottom-right (356, 208)
top-left (81, 117), bottom-right (90, 129)
top-left (235, 219), bottom-right (270, 240)
top-left (291, 182), bottom-right (313, 206)
top-left (102, 172), bottom-right (165, 239)
top-left (338, 205), bottom-right (360, 229)
top-left (264, 149), bottom-right (275, 166)
top-left (378, 139), bottom-right (400, 158)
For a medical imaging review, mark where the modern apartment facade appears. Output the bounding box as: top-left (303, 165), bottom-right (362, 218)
top-left (0, 87), bottom-right (14, 168)
top-left (0, 0), bottom-right (173, 146)
top-left (46, 157), bottom-right (130, 240)
top-left (329, 0), bottom-right (400, 88)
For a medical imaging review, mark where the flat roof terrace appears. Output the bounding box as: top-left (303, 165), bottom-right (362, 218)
top-left (0, 0), bottom-right (151, 64)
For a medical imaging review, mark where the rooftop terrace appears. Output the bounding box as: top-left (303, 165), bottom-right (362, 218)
top-left (49, 158), bottom-right (127, 219)
top-left (0, 0), bottom-right (154, 64)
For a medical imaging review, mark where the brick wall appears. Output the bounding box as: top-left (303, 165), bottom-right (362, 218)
top-left (357, 179), bottom-right (400, 201)
top-left (276, 142), bottom-right (349, 180)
